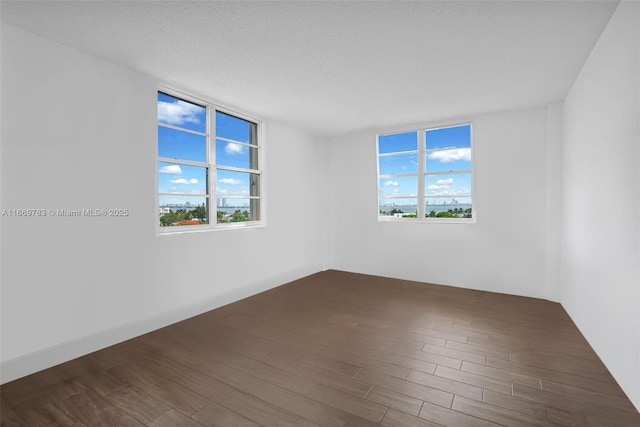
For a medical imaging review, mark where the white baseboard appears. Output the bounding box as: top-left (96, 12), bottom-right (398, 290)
top-left (1, 267), bottom-right (321, 384)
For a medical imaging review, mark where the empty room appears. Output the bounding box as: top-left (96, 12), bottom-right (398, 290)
top-left (1, 1), bottom-right (639, 426)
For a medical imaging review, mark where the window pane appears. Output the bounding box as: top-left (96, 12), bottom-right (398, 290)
top-left (425, 173), bottom-right (471, 198)
top-left (426, 147), bottom-right (471, 173)
top-left (158, 126), bottom-right (206, 162)
top-left (425, 124), bottom-right (470, 150)
top-left (215, 139), bottom-right (258, 169)
top-left (216, 169), bottom-right (260, 198)
top-left (378, 131), bottom-right (418, 154)
top-left (157, 93), bottom-right (206, 133)
top-left (216, 111), bottom-right (256, 144)
top-left (379, 153), bottom-right (418, 175)
top-left (379, 198), bottom-right (418, 217)
top-left (425, 197), bottom-right (472, 218)
top-left (379, 176), bottom-right (418, 199)
top-left (216, 199), bottom-right (259, 223)
top-left (158, 196), bottom-right (208, 226)
top-left (158, 162), bottom-right (207, 196)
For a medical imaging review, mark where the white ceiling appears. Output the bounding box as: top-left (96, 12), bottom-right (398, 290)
top-left (1, 1), bottom-right (618, 138)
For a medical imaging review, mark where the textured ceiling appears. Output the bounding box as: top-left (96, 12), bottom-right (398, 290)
top-left (1, 1), bottom-right (618, 138)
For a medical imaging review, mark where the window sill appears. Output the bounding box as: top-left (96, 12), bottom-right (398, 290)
top-left (157, 221), bottom-right (265, 236)
top-left (378, 217), bottom-right (476, 224)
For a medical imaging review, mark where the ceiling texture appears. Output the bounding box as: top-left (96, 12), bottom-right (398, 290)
top-left (1, 1), bottom-right (619, 138)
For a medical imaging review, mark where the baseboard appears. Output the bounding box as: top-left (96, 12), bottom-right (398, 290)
top-left (1, 266), bottom-right (320, 384)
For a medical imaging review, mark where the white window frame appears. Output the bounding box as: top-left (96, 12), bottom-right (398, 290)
top-left (156, 86), bottom-right (264, 234)
top-left (377, 123), bottom-right (475, 223)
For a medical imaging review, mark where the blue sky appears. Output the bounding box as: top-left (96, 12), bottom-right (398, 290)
top-left (157, 93), bottom-right (257, 207)
top-left (378, 125), bottom-right (472, 207)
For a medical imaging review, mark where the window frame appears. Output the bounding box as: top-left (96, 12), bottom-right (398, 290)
top-left (377, 122), bottom-right (475, 223)
top-left (156, 86), bottom-right (265, 234)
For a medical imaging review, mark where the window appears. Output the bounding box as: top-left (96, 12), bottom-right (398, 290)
top-left (377, 123), bottom-right (473, 221)
top-left (157, 89), bottom-right (262, 231)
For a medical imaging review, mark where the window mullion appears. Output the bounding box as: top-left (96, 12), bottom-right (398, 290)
top-left (424, 169), bottom-right (472, 176)
top-left (207, 106), bottom-right (215, 227)
top-left (379, 150), bottom-right (418, 157)
top-left (379, 172), bottom-right (417, 179)
top-left (417, 130), bottom-right (426, 219)
top-left (158, 122), bottom-right (207, 137)
top-left (216, 135), bottom-right (257, 148)
top-left (249, 121), bottom-right (259, 221)
top-left (157, 157), bottom-right (208, 168)
top-left (216, 165), bottom-right (261, 174)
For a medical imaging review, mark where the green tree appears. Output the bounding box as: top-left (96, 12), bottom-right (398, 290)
top-left (436, 211), bottom-right (457, 218)
top-left (160, 212), bottom-right (180, 226)
top-left (192, 204), bottom-right (207, 221)
top-left (230, 210), bottom-right (250, 222)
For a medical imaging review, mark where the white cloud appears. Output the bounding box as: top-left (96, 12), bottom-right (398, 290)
top-left (166, 188), bottom-right (205, 195)
top-left (384, 180), bottom-right (399, 187)
top-left (428, 184), bottom-right (445, 190)
top-left (159, 165), bottom-right (182, 174)
top-left (431, 189), bottom-right (470, 197)
top-left (158, 100), bottom-right (202, 127)
top-left (225, 142), bottom-right (245, 155)
top-left (428, 148), bottom-right (471, 163)
top-left (428, 178), bottom-right (454, 191)
top-left (170, 178), bottom-right (199, 185)
top-left (219, 178), bottom-right (242, 185)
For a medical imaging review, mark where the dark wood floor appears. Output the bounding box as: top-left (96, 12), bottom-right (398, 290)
top-left (2, 270), bottom-right (639, 426)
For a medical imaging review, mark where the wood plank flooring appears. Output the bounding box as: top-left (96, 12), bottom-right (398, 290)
top-left (2, 270), bottom-right (639, 426)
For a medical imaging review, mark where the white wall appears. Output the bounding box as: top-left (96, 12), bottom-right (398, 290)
top-left (327, 106), bottom-right (559, 300)
top-left (0, 25), bottom-right (327, 382)
top-left (545, 102), bottom-right (563, 303)
top-left (561, 1), bottom-right (639, 410)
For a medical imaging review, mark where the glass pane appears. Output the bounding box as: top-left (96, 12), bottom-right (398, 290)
top-left (425, 197), bottom-right (472, 218)
top-left (379, 198), bottom-right (418, 217)
top-left (378, 131), bottom-right (418, 154)
top-left (379, 176), bottom-right (418, 199)
top-left (158, 126), bottom-right (206, 162)
top-left (379, 153), bottom-right (418, 175)
top-left (216, 169), bottom-right (260, 198)
top-left (158, 196), bottom-right (208, 226)
top-left (216, 139), bottom-right (258, 169)
top-left (216, 111), bottom-right (256, 144)
top-left (157, 93), bottom-right (206, 133)
top-left (158, 162), bottom-right (207, 196)
top-left (425, 173), bottom-right (471, 198)
top-left (426, 124), bottom-right (470, 150)
top-left (426, 147), bottom-right (471, 173)
top-left (216, 198), bottom-right (259, 223)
